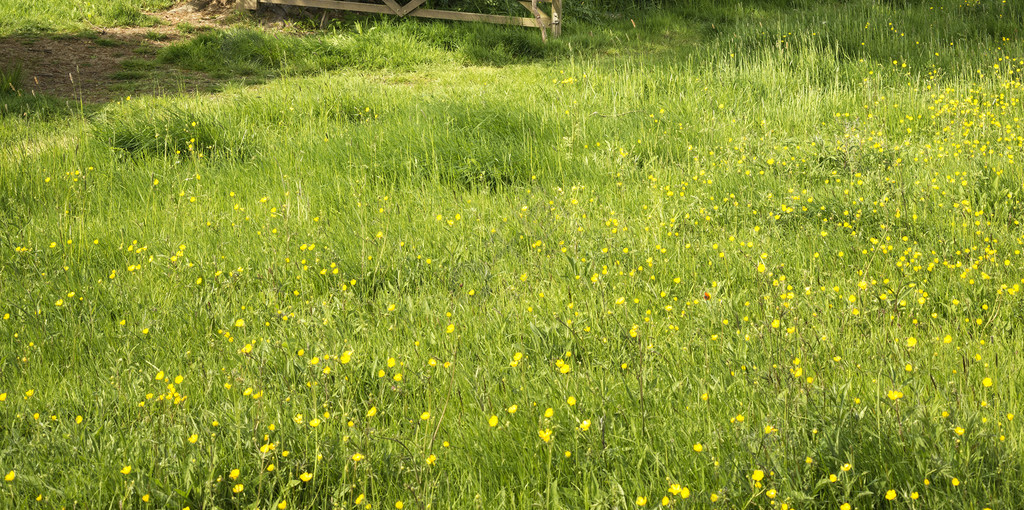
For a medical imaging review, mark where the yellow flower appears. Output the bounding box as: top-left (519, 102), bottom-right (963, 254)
top-left (885, 490), bottom-right (896, 500)
top-left (367, 407), bottom-right (377, 417)
top-left (983, 377), bottom-right (993, 387)
top-left (580, 420), bottom-right (591, 431)
top-left (4, 471), bottom-right (14, 482)
top-left (421, 412), bottom-right (431, 421)
top-left (229, 469), bottom-right (240, 480)
top-left (693, 443), bottom-right (703, 452)
top-left (121, 466), bottom-right (132, 475)
top-left (396, 501), bottom-right (404, 509)
top-left (188, 434), bottom-right (198, 444)
top-left (567, 396), bottom-right (576, 406)
top-left (840, 504), bottom-right (850, 510)
top-left (952, 477), bottom-right (960, 486)
top-left (352, 453), bottom-right (365, 462)
top-left (751, 470), bottom-right (764, 482)
top-left (426, 454), bottom-right (437, 465)
top-left (277, 501), bottom-right (287, 510)
top-left (234, 319), bottom-right (245, 328)
top-left (507, 405), bottom-right (517, 414)
top-left (300, 472), bottom-right (313, 482)
top-left (232, 484), bottom-right (244, 494)
top-left (538, 429), bottom-right (553, 442)
top-left (142, 494), bottom-right (150, 502)
top-left (488, 415), bottom-right (499, 427)
top-left (445, 324), bottom-right (455, 334)
top-left (635, 496), bottom-right (647, 506)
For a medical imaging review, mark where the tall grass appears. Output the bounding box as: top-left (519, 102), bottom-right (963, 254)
top-left (0, 64), bottom-right (22, 94)
top-left (2, 1), bottom-right (1024, 509)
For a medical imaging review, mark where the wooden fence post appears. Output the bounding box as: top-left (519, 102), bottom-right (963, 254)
top-left (551, 0), bottom-right (561, 38)
top-left (238, 0), bottom-right (561, 40)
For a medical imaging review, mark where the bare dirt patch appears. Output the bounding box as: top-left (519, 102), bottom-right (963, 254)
top-left (2, 0), bottom-right (367, 103)
top-left (1, 1), bottom-right (237, 103)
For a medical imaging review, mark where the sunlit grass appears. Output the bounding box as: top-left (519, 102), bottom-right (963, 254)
top-left (2, 1), bottom-right (1024, 509)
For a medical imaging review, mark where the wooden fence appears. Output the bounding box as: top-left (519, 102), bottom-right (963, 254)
top-left (240, 0), bottom-right (562, 40)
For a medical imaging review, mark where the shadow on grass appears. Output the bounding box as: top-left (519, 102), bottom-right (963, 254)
top-left (1, 0), bottom-right (1020, 113)
top-left (159, 0), bottom-right (1021, 80)
top-left (0, 28), bottom-right (256, 108)
top-left (0, 92), bottom-right (90, 121)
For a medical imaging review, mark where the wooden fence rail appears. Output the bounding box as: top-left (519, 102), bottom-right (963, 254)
top-left (240, 0), bottom-right (562, 40)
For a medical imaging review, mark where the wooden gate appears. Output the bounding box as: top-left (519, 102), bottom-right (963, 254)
top-left (240, 0), bottom-right (562, 40)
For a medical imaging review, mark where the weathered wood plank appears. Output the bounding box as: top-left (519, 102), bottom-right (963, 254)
top-left (381, 0), bottom-right (404, 15)
top-left (518, 1), bottom-right (551, 22)
top-left (397, 0), bottom-right (428, 16)
top-left (250, 0), bottom-right (557, 36)
top-left (551, 0), bottom-right (561, 37)
top-left (522, 0), bottom-right (547, 42)
top-left (259, 0), bottom-right (392, 14)
top-left (408, 9), bottom-right (542, 27)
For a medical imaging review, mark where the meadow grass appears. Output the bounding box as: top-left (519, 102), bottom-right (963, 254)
top-left (0, 0), bottom-right (174, 35)
top-left (2, 1), bottom-right (1024, 509)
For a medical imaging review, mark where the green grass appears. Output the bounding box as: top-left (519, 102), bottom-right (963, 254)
top-left (0, 64), bottom-right (22, 95)
top-left (2, 1), bottom-right (1024, 509)
top-left (0, 0), bottom-right (172, 35)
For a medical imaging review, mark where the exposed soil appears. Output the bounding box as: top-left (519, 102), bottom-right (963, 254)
top-left (0, 1), bottom-right (244, 103)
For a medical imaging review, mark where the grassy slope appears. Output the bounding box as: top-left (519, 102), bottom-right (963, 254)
top-left (2, 1), bottom-right (1024, 509)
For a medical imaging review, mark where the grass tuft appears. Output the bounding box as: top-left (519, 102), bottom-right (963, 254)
top-left (0, 64), bottom-right (23, 95)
